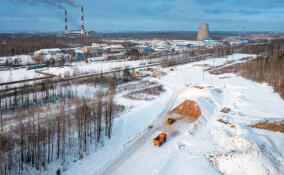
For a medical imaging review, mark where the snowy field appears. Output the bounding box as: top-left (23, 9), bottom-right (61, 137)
top-left (0, 54), bottom-right (34, 65)
top-left (42, 54), bottom-right (253, 78)
top-left (0, 55), bottom-right (43, 83)
top-left (42, 53), bottom-right (205, 77)
top-left (43, 59), bottom-right (158, 77)
top-left (60, 53), bottom-right (284, 175)
top-left (0, 53), bottom-right (204, 83)
top-left (0, 58), bottom-right (147, 83)
top-left (0, 68), bottom-right (44, 83)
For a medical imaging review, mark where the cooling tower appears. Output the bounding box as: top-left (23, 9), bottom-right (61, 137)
top-left (197, 24), bottom-right (209, 41)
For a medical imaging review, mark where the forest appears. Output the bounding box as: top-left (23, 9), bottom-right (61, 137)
top-left (240, 40), bottom-right (284, 99)
top-left (0, 85), bottom-right (124, 175)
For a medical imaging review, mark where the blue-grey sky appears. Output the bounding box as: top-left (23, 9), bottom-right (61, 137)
top-left (0, 0), bottom-right (284, 32)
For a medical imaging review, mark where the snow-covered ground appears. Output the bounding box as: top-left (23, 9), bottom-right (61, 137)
top-left (61, 53), bottom-right (284, 175)
top-left (42, 59), bottom-right (157, 77)
top-left (0, 54), bottom-right (34, 65)
top-left (0, 55), bottom-right (42, 83)
top-left (0, 68), bottom-right (44, 83)
top-left (0, 53), bottom-right (203, 83)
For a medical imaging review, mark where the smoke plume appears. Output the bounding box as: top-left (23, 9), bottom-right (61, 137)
top-left (11, 0), bottom-right (81, 10)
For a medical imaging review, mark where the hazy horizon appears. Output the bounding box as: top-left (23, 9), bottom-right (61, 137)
top-left (0, 30), bottom-right (282, 34)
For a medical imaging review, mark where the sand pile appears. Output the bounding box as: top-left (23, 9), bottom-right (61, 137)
top-left (171, 100), bottom-right (201, 121)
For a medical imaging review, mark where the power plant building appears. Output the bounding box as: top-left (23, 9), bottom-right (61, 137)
top-left (65, 7), bottom-right (88, 37)
top-left (197, 24), bottom-right (210, 41)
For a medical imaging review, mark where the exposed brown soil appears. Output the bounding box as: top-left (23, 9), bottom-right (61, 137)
top-left (159, 100), bottom-right (202, 136)
top-left (171, 100), bottom-right (201, 122)
top-left (220, 107), bottom-right (231, 113)
top-left (217, 118), bottom-right (236, 128)
top-left (249, 121), bottom-right (284, 133)
top-left (217, 119), bottom-right (231, 125)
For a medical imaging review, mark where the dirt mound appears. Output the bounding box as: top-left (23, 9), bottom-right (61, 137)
top-left (220, 107), bottom-right (231, 113)
top-left (249, 121), bottom-right (284, 133)
top-left (171, 100), bottom-right (201, 121)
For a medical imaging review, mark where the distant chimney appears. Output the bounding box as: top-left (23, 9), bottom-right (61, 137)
top-left (65, 10), bottom-right (68, 35)
top-left (81, 6), bottom-right (84, 38)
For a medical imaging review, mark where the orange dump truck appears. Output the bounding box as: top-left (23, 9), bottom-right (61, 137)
top-left (153, 133), bottom-right (167, 147)
top-left (193, 86), bottom-right (204, 89)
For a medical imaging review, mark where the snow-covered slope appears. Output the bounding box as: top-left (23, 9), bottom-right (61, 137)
top-left (63, 54), bottom-right (284, 175)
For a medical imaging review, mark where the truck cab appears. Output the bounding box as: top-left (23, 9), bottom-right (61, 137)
top-left (153, 133), bottom-right (167, 147)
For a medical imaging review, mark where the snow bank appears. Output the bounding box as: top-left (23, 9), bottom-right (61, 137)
top-left (210, 128), bottom-right (252, 152)
top-left (209, 129), bottom-right (281, 175)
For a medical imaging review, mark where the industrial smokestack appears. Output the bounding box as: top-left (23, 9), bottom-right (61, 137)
top-left (197, 24), bottom-right (210, 41)
top-left (65, 10), bottom-right (68, 35)
top-left (81, 6), bottom-right (84, 38)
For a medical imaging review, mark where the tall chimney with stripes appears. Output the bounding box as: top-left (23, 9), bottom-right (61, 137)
top-left (81, 6), bottom-right (84, 38)
top-left (65, 10), bottom-right (68, 35)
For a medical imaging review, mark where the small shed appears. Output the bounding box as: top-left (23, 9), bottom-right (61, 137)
top-left (75, 50), bottom-right (85, 57)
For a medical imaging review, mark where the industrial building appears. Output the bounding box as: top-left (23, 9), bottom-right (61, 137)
top-left (65, 7), bottom-right (88, 37)
top-left (197, 24), bottom-right (210, 41)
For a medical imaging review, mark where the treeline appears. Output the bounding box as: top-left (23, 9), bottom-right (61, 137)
top-left (98, 31), bottom-right (239, 40)
top-left (240, 40), bottom-right (284, 99)
top-left (239, 39), bottom-right (284, 55)
top-left (0, 32), bottom-right (239, 57)
top-left (0, 70), bottom-right (129, 116)
top-left (161, 46), bottom-right (233, 68)
top-left (0, 87), bottom-right (124, 175)
top-left (0, 35), bottom-right (100, 57)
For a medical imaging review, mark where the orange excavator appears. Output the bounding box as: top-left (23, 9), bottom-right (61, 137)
top-left (153, 133), bottom-right (167, 147)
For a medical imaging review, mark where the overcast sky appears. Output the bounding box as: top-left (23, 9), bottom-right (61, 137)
top-left (0, 0), bottom-right (284, 32)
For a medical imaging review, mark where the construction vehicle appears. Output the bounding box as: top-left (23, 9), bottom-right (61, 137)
top-left (153, 133), bottom-right (167, 147)
top-left (193, 86), bottom-right (204, 89)
top-left (164, 117), bottom-right (175, 125)
top-left (134, 71), bottom-right (141, 76)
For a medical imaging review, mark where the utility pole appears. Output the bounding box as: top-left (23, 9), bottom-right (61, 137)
top-left (213, 57), bottom-right (215, 70)
top-left (0, 96), bottom-right (2, 131)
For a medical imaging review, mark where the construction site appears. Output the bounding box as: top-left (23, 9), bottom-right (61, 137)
top-left (1, 0), bottom-right (284, 175)
top-left (0, 31), bottom-right (284, 175)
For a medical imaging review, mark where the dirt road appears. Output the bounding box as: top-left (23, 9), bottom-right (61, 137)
top-left (100, 88), bottom-right (186, 175)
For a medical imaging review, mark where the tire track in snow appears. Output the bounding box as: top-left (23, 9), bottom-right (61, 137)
top-left (99, 88), bottom-right (186, 175)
